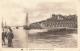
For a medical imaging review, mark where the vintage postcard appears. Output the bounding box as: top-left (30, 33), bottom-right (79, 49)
top-left (0, 0), bottom-right (80, 51)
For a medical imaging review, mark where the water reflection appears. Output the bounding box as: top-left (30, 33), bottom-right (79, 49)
top-left (28, 29), bottom-right (77, 48)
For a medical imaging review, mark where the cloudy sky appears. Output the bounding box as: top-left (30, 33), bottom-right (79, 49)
top-left (0, 0), bottom-right (77, 26)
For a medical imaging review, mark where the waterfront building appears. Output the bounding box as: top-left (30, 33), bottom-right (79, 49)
top-left (29, 14), bottom-right (77, 29)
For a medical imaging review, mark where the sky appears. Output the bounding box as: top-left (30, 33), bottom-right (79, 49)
top-left (0, 0), bottom-right (77, 26)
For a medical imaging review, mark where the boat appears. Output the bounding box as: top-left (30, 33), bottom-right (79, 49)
top-left (23, 25), bottom-right (31, 30)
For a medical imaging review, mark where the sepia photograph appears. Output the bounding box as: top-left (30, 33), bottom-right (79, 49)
top-left (0, 0), bottom-right (78, 50)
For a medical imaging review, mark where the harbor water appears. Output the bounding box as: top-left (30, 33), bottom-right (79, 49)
top-left (3, 27), bottom-right (77, 48)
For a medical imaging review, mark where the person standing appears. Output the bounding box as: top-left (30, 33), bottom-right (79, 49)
top-left (7, 29), bottom-right (14, 47)
top-left (2, 29), bottom-right (7, 46)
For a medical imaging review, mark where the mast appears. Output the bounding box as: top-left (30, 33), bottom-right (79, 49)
top-left (26, 13), bottom-right (28, 26)
top-left (2, 17), bottom-right (4, 28)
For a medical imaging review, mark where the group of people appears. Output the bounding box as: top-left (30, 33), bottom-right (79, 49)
top-left (2, 28), bottom-right (14, 47)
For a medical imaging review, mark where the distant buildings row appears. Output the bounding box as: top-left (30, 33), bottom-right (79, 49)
top-left (29, 14), bottom-right (77, 29)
